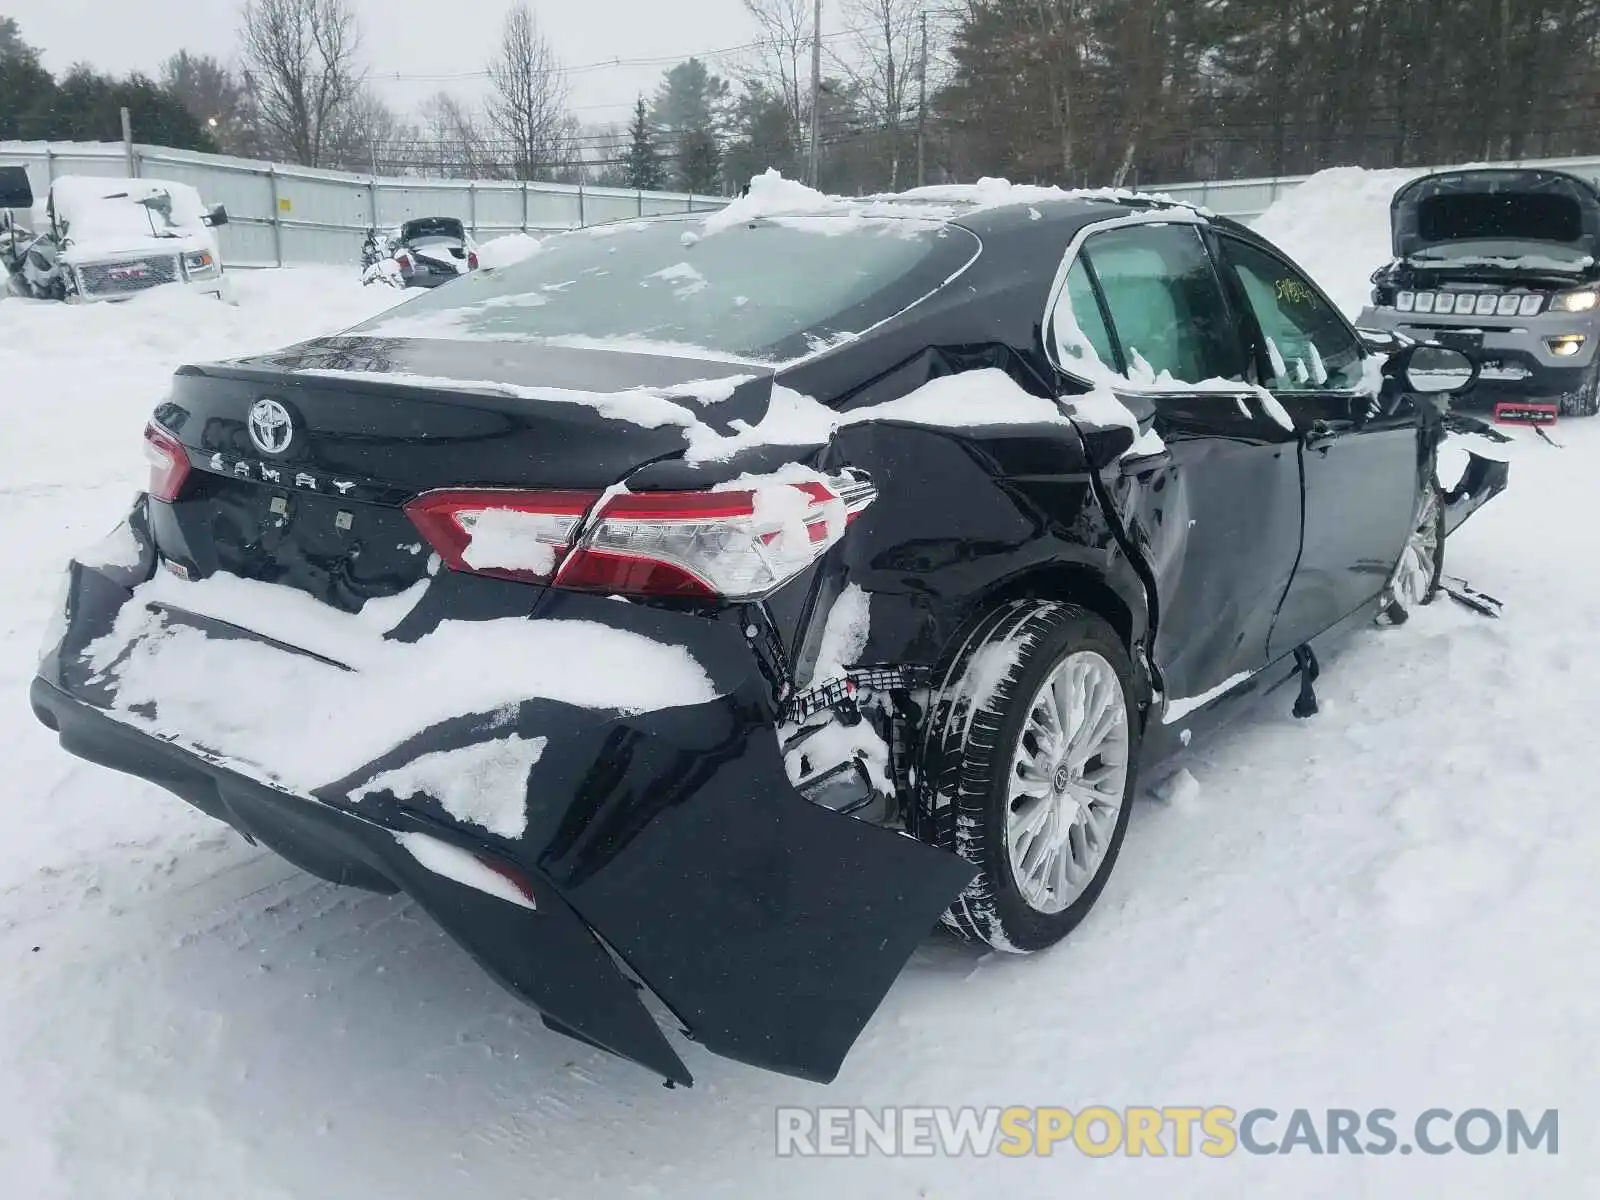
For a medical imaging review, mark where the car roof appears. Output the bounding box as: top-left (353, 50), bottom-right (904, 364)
top-left (624, 186), bottom-right (1213, 246)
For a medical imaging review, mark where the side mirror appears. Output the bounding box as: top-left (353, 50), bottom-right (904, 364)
top-left (202, 204), bottom-right (229, 228)
top-left (0, 165), bottom-right (34, 209)
top-left (1400, 344), bottom-right (1478, 395)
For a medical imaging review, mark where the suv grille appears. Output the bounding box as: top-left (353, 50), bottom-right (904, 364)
top-left (78, 256), bottom-right (180, 298)
top-left (1395, 289), bottom-right (1544, 317)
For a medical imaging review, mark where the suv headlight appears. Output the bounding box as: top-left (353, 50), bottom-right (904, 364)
top-left (183, 250), bottom-right (217, 276)
top-left (1549, 286), bottom-right (1599, 313)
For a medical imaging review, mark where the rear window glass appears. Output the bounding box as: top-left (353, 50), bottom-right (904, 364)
top-left (1419, 193), bottom-right (1582, 244)
top-left (354, 216), bottom-right (978, 361)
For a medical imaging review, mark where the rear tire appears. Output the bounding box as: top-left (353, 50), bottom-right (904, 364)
top-left (919, 601), bottom-right (1140, 953)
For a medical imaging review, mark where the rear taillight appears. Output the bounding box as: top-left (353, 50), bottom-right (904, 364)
top-left (467, 250), bottom-right (480, 270)
top-left (405, 474), bottom-right (875, 600)
top-left (403, 490), bottom-right (595, 584)
top-left (143, 423), bottom-right (191, 502)
top-left (396, 252), bottom-right (413, 272)
top-left (558, 478), bottom-right (870, 599)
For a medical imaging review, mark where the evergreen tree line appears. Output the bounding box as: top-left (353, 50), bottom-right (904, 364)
top-left (934, 0), bottom-right (1600, 188)
top-left (5, 0), bottom-right (1598, 197)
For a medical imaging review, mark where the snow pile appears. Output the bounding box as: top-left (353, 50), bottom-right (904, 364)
top-left (704, 171), bottom-right (843, 235)
top-left (686, 369), bottom-right (1082, 464)
top-left (710, 170), bottom-right (1206, 241)
top-left (457, 509), bottom-right (565, 577)
top-left (1252, 166), bottom-right (1422, 316)
top-left (810, 583), bottom-right (872, 686)
top-left (296, 368), bottom-right (756, 431)
top-left (896, 176), bottom-right (1206, 216)
top-left (83, 569), bottom-right (718, 793)
top-left (352, 736), bottom-right (548, 840)
top-left (474, 232), bottom-right (542, 270)
top-left (392, 831), bottom-right (537, 911)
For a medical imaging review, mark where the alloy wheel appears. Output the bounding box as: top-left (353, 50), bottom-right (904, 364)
top-left (1005, 650), bottom-right (1131, 915)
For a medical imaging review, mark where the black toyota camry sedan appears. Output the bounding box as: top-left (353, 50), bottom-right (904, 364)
top-left (32, 183), bottom-right (1508, 1087)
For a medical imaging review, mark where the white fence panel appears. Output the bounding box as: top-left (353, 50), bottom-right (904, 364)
top-left (0, 140), bottom-right (730, 268)
top-left (18, 138), bottom-right (1600, 267)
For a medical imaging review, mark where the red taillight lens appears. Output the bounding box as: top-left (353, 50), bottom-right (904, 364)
top-left (404, 490), bottom-right (598, 583)
top-left (405, 475), bottom-right (875, 600)
top-left (467, 250), bottom-right (480, 269)
top-left (396, 252), bottom-right (412, 271)
top-left (558, 476), bottom-right (874, 600)
top-left (143, 422), bottom-right (191, 502)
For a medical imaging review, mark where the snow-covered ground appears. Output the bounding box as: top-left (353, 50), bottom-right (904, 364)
top-left (2, 181), bottom-right (1596, 1198)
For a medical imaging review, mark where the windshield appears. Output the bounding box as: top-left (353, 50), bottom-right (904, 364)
top-left (52, 178), bottom-right (208, 246)
top-left (354, 215), bottom-right (978, 361)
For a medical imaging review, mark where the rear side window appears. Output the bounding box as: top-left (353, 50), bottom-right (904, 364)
top-left (1218, 235), bottom-right (1363, 391)
top-left (1054, 258), bottom-right (1119, 373)
top-left (1080, 224), bottom-right (1245, 385)
top-left (354, 216), bottom-right (979, 361)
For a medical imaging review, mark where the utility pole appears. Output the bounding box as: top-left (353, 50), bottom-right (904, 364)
top-left (916, 10), bottom-right (929, 188)
top-left (120, 107), bottom-right (136, 179)
top-left (809, 0), bottom-right (822, 187)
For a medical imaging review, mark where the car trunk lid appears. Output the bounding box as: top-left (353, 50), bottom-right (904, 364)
top-left (150, 336), bottom-right (774, 613)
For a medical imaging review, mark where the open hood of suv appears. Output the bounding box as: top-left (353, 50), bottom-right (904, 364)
top-left (1391, 168), bottom-right (1600, 265)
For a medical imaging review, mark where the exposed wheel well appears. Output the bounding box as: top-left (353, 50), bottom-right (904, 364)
top-left (968, 564), bottom-right (1136, 652)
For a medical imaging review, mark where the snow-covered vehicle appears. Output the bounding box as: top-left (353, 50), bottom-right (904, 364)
top-left (0, 165), bottom-right (36, 283)
top-left (2, 176), bottom-right (229, 303)
top-left (361, 217), bottom-right (478, 289)
top-left (33, 184), bottom-right (1508, 1087)
top-left (1359, 167), bottom-right (1600, 420)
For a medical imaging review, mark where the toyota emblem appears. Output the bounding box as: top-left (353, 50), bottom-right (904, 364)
top-left (248, 398), bottom-right (295, 455)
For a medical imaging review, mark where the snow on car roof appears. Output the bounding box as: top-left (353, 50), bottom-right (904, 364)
top-left (51, 175), bottom-right (206, 218)
top-left (701, 170), bottom-right (1207, 237)
top-left (48, 175), bottom-right (213, 258)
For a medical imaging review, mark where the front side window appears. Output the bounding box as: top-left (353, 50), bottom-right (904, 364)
top-left (1079, 224), bottom-right (1245, 385)
top-left (1218, 235), bottom-right (1364, 391)
top-left (353, 215), bottom-right (979, 362)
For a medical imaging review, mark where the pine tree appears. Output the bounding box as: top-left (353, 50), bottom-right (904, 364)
top-left (652, 59), bottom-right (727, 193)
top-left (623, 97), bottom-right (663, 191)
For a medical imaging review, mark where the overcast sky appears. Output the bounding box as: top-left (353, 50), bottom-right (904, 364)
top-left (5, 0), bottom-right (787, 127)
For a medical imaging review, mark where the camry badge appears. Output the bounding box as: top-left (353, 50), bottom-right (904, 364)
top-left (248, 398), bottom-right (295, 456)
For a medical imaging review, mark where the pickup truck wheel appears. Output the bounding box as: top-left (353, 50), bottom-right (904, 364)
top-left (1381, 477), bottom-right (1444, 624)
top-left (922, 601), bottom-right (1139, 953)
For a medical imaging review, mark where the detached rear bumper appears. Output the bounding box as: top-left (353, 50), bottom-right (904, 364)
top-left (32, 520), bottom-right (974, 1086)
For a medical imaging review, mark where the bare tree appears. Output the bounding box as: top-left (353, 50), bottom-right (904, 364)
top-left (487, 4), bottom-right (572, 181)
top-left (740, 0), bottom-right (813, 132)
top-left (324, 85), bottom-right (413, 176)
top-left (239, 0), bottom-right (362, 167)
top-left (419, 91), bottom-right (502, 179)
top-left (834, 0), bottom-right (922, 188)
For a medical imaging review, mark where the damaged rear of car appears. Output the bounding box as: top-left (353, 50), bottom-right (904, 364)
top-left (33, 190), bottom-right (1507, 1087)
top-left (1359, 167), bottom-right (1600, 419)
top-left (34, 209), bottom-right (1005, 1086)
